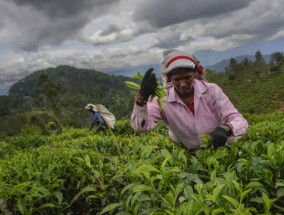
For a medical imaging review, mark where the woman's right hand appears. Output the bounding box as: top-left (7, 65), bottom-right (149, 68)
top-left (139, 68), bottom-right (158, 100)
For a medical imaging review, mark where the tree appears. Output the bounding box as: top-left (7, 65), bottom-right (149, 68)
top-left (0, 96), bottom-right (11, 116)
top-left (270, 52), bottom-right (284, 72)
top-left (229, 58), bottom-right (238, 72)
top-left (241, 57), bottom-right (250, 69)
top-left (270, 52), bottom-right (284, 66)
top-left (254, 50), bottom-right (265, 65)
top-left (32, 74), bottom-right (63, 113)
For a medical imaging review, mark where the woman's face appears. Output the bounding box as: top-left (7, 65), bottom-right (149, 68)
top-left (169, 69), bottom-right (195, 95)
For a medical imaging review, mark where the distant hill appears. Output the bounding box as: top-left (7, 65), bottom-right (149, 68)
top-left (205, 54), bottom-right (272, 72)
top-left (107, 63), bottom-right (161, 77)
top-left (105, 54), bottom-right (273, 76)
top-left (4, 65), bottom-right (139, 125)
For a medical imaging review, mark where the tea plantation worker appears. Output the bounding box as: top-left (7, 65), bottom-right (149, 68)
top-left (85, 104), bottom-right (107, 131)
top-left (131, 49), bottom-right (248, 151)
top-left (85, 103), bottom-right (116, 131)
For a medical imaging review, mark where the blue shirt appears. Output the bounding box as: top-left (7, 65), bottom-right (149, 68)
top-left (91, 111), bottom-right (105, 126)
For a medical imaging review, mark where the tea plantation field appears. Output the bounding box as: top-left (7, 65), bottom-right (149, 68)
top-left (1, 112), bottom-right (284, 214)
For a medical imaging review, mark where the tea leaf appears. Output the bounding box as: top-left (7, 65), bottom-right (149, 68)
top-left (223, 195), bottom-right (239, 208)
top-left (212, 184), bottom-right (225, 202)
top-left (38, 203), bottom-right (57, 209)
top-left (70, 186), bottom-right (97, 205)
top-left (98, 203), bottom-right (124, 215)
top-left (132, 184), bottom-right (153, 193)
top-left (262, 192), bottom-right (277, 213)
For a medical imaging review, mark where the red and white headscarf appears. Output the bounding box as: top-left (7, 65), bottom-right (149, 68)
top-left (161, 49), bottom-right (207, 85)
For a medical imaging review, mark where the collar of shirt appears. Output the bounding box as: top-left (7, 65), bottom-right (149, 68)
top-left (167, 79), bottom-right (209, 103)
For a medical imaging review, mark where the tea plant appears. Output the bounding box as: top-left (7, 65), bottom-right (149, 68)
top-left (0, 112), bottom-right (284, 214)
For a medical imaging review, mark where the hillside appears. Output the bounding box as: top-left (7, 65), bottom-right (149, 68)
top-left (9, 65), bottom-right (133, 101)
top-left (206, 54), bottom-right (272, 72)
top-left (206, 59), bottom-right (284, 113)
top-left (0, 65), bottom-right (140, 130)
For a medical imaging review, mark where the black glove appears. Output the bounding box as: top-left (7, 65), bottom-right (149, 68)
top-left (209, 127), bottom-right (228, 149)
top-left (139, 68), bottom-right (158, 100)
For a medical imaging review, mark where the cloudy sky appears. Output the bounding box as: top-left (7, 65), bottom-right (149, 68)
top-left (1, 0), bottom-right (284, 91)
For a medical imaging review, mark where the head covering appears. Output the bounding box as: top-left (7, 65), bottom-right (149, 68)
top-left (85, 103), bottom-right (98, 111)
top-left (161, 49), bottom-right (206, 85)
top-left (162, 49), bottom-right (200, 75)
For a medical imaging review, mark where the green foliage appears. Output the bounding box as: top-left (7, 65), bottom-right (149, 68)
top-left (5, 65), bottom-right (136, 127)
top-left (32, 74), bottom-right (63, 113)
top-left (1, 113), bottom-right (284, 214)
top-left (0, 111), bottom-right (61, 138)
top-left (0, 113), bottom-right (29, 137)
top-left (255, 50), bottom-right (265, 65)
top-left (207, 50), bottom-right (284, 114)
top-left (112, 119), bottom-right (135, 136)
top-left (20, 124), bottom-right (42, 136)
top-left (270, 52), bottom-right (284, 66)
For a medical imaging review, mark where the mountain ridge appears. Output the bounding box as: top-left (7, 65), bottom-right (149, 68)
top-left (105, 54), bottom-right (274, 78)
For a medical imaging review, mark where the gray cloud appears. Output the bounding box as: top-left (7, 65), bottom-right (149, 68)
top-left (1, 0), bottom-right (283, 52)
top-left (0, 0), bottom-right (119, 51)
top-left (99, 24), bottom-right (123, 36)
top-left (1, 0), bottom-right (284, 91)
top-left (148, 28), bottom-right (192, 49)
top-left (9, 0), bottom-right (118, 18)
top-left (140, 0), bottom-right (284, 52)
top-left (198, 0), bottom-right (284, 40)
top-left (132, 0), bottom-right (252, 28)
top-left (89, 25), bottom-right (152, 46)
top-left (0, 47), bottom-right (161, 89)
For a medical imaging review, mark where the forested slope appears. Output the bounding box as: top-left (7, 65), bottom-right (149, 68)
top-left (206, 51), bottom-right (284, 113)
top-left (8, 65), bottom-right (135, 118)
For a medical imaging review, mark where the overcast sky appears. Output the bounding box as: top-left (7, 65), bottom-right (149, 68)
top-left (1, 0), bottom-right (284, 91)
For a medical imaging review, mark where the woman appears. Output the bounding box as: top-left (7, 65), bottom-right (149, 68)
top-left (131, 49), bottom-right (248, 150)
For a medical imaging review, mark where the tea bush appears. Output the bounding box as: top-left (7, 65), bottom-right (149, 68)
top-left (0, 113), bottom-right (284, 214)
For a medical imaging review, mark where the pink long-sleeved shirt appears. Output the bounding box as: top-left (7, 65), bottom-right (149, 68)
top-left (131, 79), bottom-right (248, 150)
